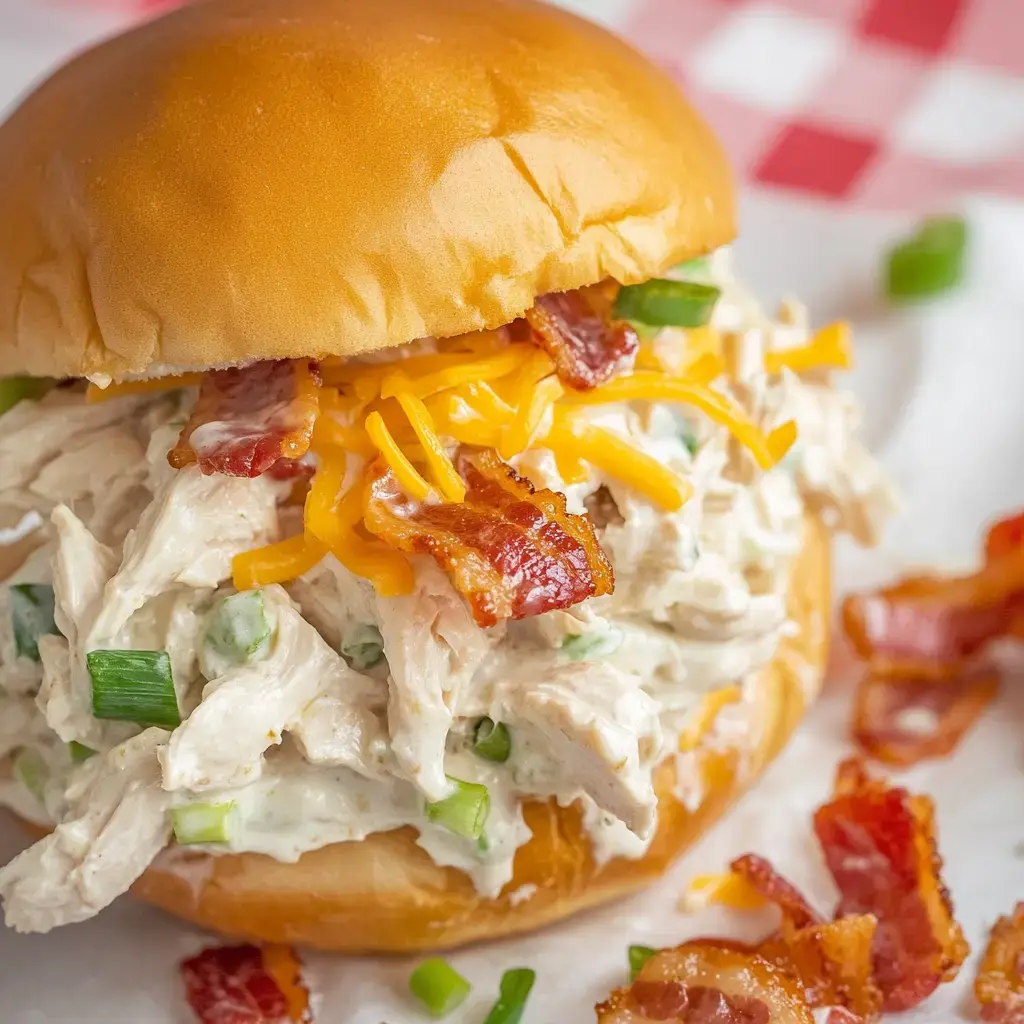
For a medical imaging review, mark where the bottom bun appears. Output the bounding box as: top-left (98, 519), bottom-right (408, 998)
top-left (127, 514), bottom-right (830, 952)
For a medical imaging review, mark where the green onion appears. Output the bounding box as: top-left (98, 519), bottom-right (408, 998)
top-left (560, 629), bottom-right (622, 662)
top-left (680, 423), bottom-right (699, 457)
top-left (481, 968), bottom-right (536, 1024)
top-left (87, 649), bottom-right (180, 729)
top-left (170, 801), bottom-right (236, 845)
top-left (614, 279), bottom-right (720, 328)
top-left (472, 717), bottom-right (511, 763)
top-left (13, 747), bottom-right (48, 803)
top-left (205, 591), bottom-right (271, 662)
top-left (409, 958), bottom-right (471, 1018)
top-left (68, 741), bottom-right (96, 764)
top-left (628, 945), bottom-right (658, 982)
top-left (885, 215), bottom-right (967, 302)
top-left (673, 256), bottom-right (710, 277)
top-left (9, 584), bottom-right (58, 662)
top-left (426, 777), bottom-right (490, 840)
top-left (340, 623), bottom-right (385, 670)
top-left (0, 377), bottom-right (51, 417)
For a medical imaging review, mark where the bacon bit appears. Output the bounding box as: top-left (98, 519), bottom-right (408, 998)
top-left (985, 511), bottom-right (1024, 563)
top-left (169, 360), bottom-right (321, 478)
top-left (841, 556), bottom-right (1024, 678)
top-left (813, 758), bottom-right (969, 1012)
top-left (523, 289), bottom-right (639, 391)
top-left (975, 901), bottom-right (1024, 1022)
top-left (851, 666), bottom-right (1000, 767)
top-left (596, 941), bottom-right (814, 1023)
top-left (824, 1009), bottom-right (865, 1024)
top-left (730, 854), bottom-right (823, 930)
top-left (180, 943), bottom-right (311, 1023)
top-left (363, 447), bottom-right (613, 627)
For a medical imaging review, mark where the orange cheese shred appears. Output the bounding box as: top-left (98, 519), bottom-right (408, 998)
top-left (764, 321), bottom-right (853, 375)
top-left (86, 373), bottom-right (204, 403)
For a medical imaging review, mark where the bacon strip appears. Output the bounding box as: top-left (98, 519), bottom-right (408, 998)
top-left (596, 941), bottom-right (814, 1023)
top-left (841, 555), bottom-right (1024, 678)
top-left (523, 288), bottom-right (638, 391)
top-left (169, 360), bottom-right (320, 478)
top-left (180, 944), bottom-right (311, 1023)
top-left (364, 447), bottom-right (613, 626)
top-left (975, 901), bottom-right (1024, 1022)
top-left (851, 667), bottom-right (1000, 767)
top-left (813, 758), bottom-right (969, 1012)
top-left (730, 854), bottom-right (823, 930)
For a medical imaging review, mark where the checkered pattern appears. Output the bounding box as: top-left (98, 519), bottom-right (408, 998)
top-left (19, 0), bottom-right (1024, 211)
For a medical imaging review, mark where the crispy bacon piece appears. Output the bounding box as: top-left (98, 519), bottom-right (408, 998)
top-left (730, 854), bottom-right (823, 930)
top-left (824, 1010), bottom-right (865, 1024)
top-left (841, 555), bottom-right (1024, 678)
top-left (523, 288), bottom-right (638, 390)
top-left (180, 944), bottom-right (311, 1023)
top-left (169, 360), bottom-right (320, 477)
top-left (813, 758), bottom-right (969, 1012)
top-left (364, 447), bottom-right (613, 626)
top-left (851, 666), bottom-right (1000, 767)
top-left (596, 941), bottom-right (814, 1023)
top-left (975, 902), bottom-right (1024, 1022)
top-left (985, 510), bottom-right (1024, 639)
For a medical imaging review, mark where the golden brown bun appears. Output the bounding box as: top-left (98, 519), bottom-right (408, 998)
top-left (125, 515), bottom-right (829, 952)
top-left (0, 0), bottom-right (735, 382)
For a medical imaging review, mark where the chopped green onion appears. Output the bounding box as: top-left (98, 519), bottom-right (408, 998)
top-left (680, 423), bottom-right (699, 457)
top-left (481, 968), bottom-right (536, 1024)
top-left (170, 801), bottom-right (236, 845)
top-left (0, 377), bottom-right (52, 417)
top-left (426, 777), bottom-right (490, 840)
top-left (629, 945), bottom-right (658, 982)
top-left (885, 215), bottom-right (967, 302)
top-left (9, 583), bottom-right (58, 662)
top-left (13, 747), bottom-right (48, 803)
top-left (673, 256), bottom-right (710, 277)
top-left (87, 649), bottom-right (180, 729)
top-left (409, 958), bottom-right (471, 1018)
top-left (560, 629), bottom-right (622, 662)
top-left (205, 591), bottom-right (271, 663)
top-left (472, 717), bottom-right (511, 763)
top-left (340, 623), bottom-right (385, 670)
top-left (68, 741), bottom-right (96, 764)
top-left (614, 279), bottom-right (720, 328)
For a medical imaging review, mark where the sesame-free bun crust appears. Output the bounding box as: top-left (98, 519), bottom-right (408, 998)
top-left (0, 0), bottom-right (735, 381)
top-left (123, 515), bottom-right (829, 953)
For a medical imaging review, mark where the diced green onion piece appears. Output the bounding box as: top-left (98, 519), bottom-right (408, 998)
top-left (680, 423), bottom-right (699, 457)
top-left (205, 591), bottom-right (271, 662)
top-left (481, 968), bottom-right (536, 1024)
top-left (885, 215), bottom-right (967, 302)
top-left (13, 747), bottom-right (48, 803)
top-left (472, 717), bottom-right (511, 763)
top-left (68, 741), bottom-right (96, 764)
top-left (409, 958), bottom-right (471, 1018)
top-left (170, 801), bottom-right (236, 845)
top-left (340, 623), bottom-right (385, 670)
top-left (674, 256), bottom-right (710, 277)
top-left (9, 583), bottom-right (58, 662)
top-left (614, 279), bottom-right (721, 328)
top-left (87, 649), bottom-right (180, 729)
top-left (629, 945), bottom-right (658, 982)
top-left (0, 377), bottom-right (51, 417)
top-left (560, 629), bottom-right (622, 662)
top-left (426, 777), bottom-right (490, 840)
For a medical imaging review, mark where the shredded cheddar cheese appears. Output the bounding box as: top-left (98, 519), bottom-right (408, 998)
top-left (365, 411), bottom-right (434, 502)
top-left (232, 534), bottom-right (328, 591)
top-left (681, 872), bottom-right (767, 912)
top-left (764, 321), bottom-right (852, 375)
top-left (678, 685), bottom-right (742, 752)
top-left (499, 352), bottom-right (564, 460)
top-left (392, 389), bottom-right (466, 503)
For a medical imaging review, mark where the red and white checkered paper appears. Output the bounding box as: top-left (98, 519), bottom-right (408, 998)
top-left (39, 0), bottom-right (1024, 213)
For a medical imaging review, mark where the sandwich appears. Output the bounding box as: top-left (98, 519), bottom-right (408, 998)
top-left (0, 0), bottom-right (894, 951)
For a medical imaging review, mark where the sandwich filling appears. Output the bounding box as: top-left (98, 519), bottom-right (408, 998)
top-left (0, 252), bottom-right (893, 932)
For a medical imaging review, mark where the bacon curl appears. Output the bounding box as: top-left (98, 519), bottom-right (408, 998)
top-left (975, 901), bottom-right (1024, 1022)
top-left (363, 448), bottom-right (613, 626)
top-left (851, 666), bottom-right (999, 768)
top-left (523, 288), bottom-right (638, 391)
top-left (180, 943), bottom-right (311, 1024)
top-left (169, 360), bottom-right (320, 478)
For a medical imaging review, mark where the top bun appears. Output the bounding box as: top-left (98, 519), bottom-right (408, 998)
top-left (0, 0), bottom-right (735, 381)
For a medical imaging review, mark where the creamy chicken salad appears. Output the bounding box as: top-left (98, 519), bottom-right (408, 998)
top-left (0, 252), bottom-right (894, 933)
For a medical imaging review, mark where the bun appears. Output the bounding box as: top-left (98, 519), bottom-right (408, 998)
top-left (126, 515), bottom-right (829, 952)
top-left (0, 0), bottom-right (735, 381)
